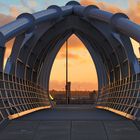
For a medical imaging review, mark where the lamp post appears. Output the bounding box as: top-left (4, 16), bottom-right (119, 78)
top-left (65, 40), bottom-right (70, 104)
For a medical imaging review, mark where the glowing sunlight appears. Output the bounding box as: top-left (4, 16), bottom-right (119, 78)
top-left (49, 34), bottom-right (98, 91)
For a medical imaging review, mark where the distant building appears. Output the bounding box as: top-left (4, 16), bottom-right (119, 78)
top-left (49, 90), bottom-right (98, 104)
top-left (54, 94), bottom-right (66, 100)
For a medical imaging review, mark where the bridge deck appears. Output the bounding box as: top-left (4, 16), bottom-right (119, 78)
top-left (0, 105), bottom-right (140, 140)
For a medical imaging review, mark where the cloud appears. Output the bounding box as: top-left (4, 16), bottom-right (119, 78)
top-left (20, 0), bottom-right (37, 13)
top-left (80, 0), bottom-right (122, 13)
top-left (127, 0), bottom-right (140, 24)
top-left (56, 34), bottom-right (86, 60)
top-left (57, 52), bottom-right (80, 60)
top-left (68, 34), bottom-right (84, 48)
top-left (80, 0), bottom-right (140, 24)
top-left (0, 0), bottom-right (40, 18)
top-left (60, 34), bottom-right (84, 52)
top-left (10, 6), bottom-right (20, 17)
top-left (0, 13), bottom-right (14, 26)
top-left (0, 2), bottom-right (20, 17)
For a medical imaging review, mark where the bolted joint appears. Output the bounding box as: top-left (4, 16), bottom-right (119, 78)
top-left (83, 5), bottom-right (99, 17)
top-left (0, 32), bottom-right (6, 46)
top-left (17, 13), bottom-right (35, 33)
top-left (47, 5), bottom-right (62, 18)
top-left (110, 13), bottom-right (129, 32)
top-left (66, 1), bottom-right (80, 6)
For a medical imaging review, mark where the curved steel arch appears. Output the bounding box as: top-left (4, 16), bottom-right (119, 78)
top-left (33, 16), bottom-right (112, 89)
top-left (39, 31), bottom-right (106, 91)
top-left (0, 1), bottom-right (139, 123)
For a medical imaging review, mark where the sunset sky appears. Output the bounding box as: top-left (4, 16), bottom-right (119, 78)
top-left (0, 0), bottom-right (140, 90)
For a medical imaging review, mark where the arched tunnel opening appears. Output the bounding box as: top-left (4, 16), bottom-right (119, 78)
top-left (0, 1), bottom-right (139, 131)
top-left (49, 34), bottom-right (98, 105)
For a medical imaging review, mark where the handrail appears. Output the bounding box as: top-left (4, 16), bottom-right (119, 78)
top-left (96, 72), bottom-right (140, 120)
top-left (0, 72), bottom-right (51, 123)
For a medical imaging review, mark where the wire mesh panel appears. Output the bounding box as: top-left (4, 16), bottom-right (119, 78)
top-left (0, 70), bottom-right (139, 123)
top-left (0, 111), bottom-right (4, 124)
top-left (96, 73), bottom-right (140, 120)
top-left (0, 72), bottom-right (50, 123)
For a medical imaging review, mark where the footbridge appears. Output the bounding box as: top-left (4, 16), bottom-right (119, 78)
top-left (0, 1), bottom-right (140, 139)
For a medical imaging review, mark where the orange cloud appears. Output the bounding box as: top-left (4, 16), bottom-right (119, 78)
top-left (60, 35), bottom-right (84, 52)
top-left (10, 6), bottom-right (20, 17)
top-left (56, 34), bottom-right (86, 61)
top-left (0, 14), bottom-right (14, 26)
top-left (80, 0), bottom-right (140, 24)
top-left (80, 0), bottom-right (122, 13)
top-left (58, 52), bottom-right (80, 60)
top-left (68, 35), bottom-right (83, 48)
top-left (127, 0), bottom-right (140, 24)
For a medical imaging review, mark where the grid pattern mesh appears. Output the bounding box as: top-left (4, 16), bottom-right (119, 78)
top-left (0, 72), bottom-right (50, 124)
top-left (97, 73), bottom-right (140, 119)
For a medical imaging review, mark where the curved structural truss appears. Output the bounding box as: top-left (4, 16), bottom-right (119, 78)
top-left (0, 1), bottom-right (140, 123)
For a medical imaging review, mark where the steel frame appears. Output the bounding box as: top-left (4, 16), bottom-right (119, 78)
top-left (0, 1), bottom-right (139, 122)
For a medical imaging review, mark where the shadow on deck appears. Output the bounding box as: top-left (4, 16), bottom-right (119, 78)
top-left (0, 105), bottom-right (140, 140)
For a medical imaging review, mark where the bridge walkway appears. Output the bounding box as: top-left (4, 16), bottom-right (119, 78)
top-left (0, 105), bottom-right (140, 140)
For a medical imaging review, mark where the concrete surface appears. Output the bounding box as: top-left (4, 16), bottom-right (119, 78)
top-left (0, 105), bottom-right (140, 140)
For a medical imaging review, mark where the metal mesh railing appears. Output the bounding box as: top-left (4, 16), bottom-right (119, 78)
top-left (0, 71), bottom-right (140, 122)
top-left (97, 73), bottom-right (140, 119)
top-left (0, 72), bottom-right (50, 123)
